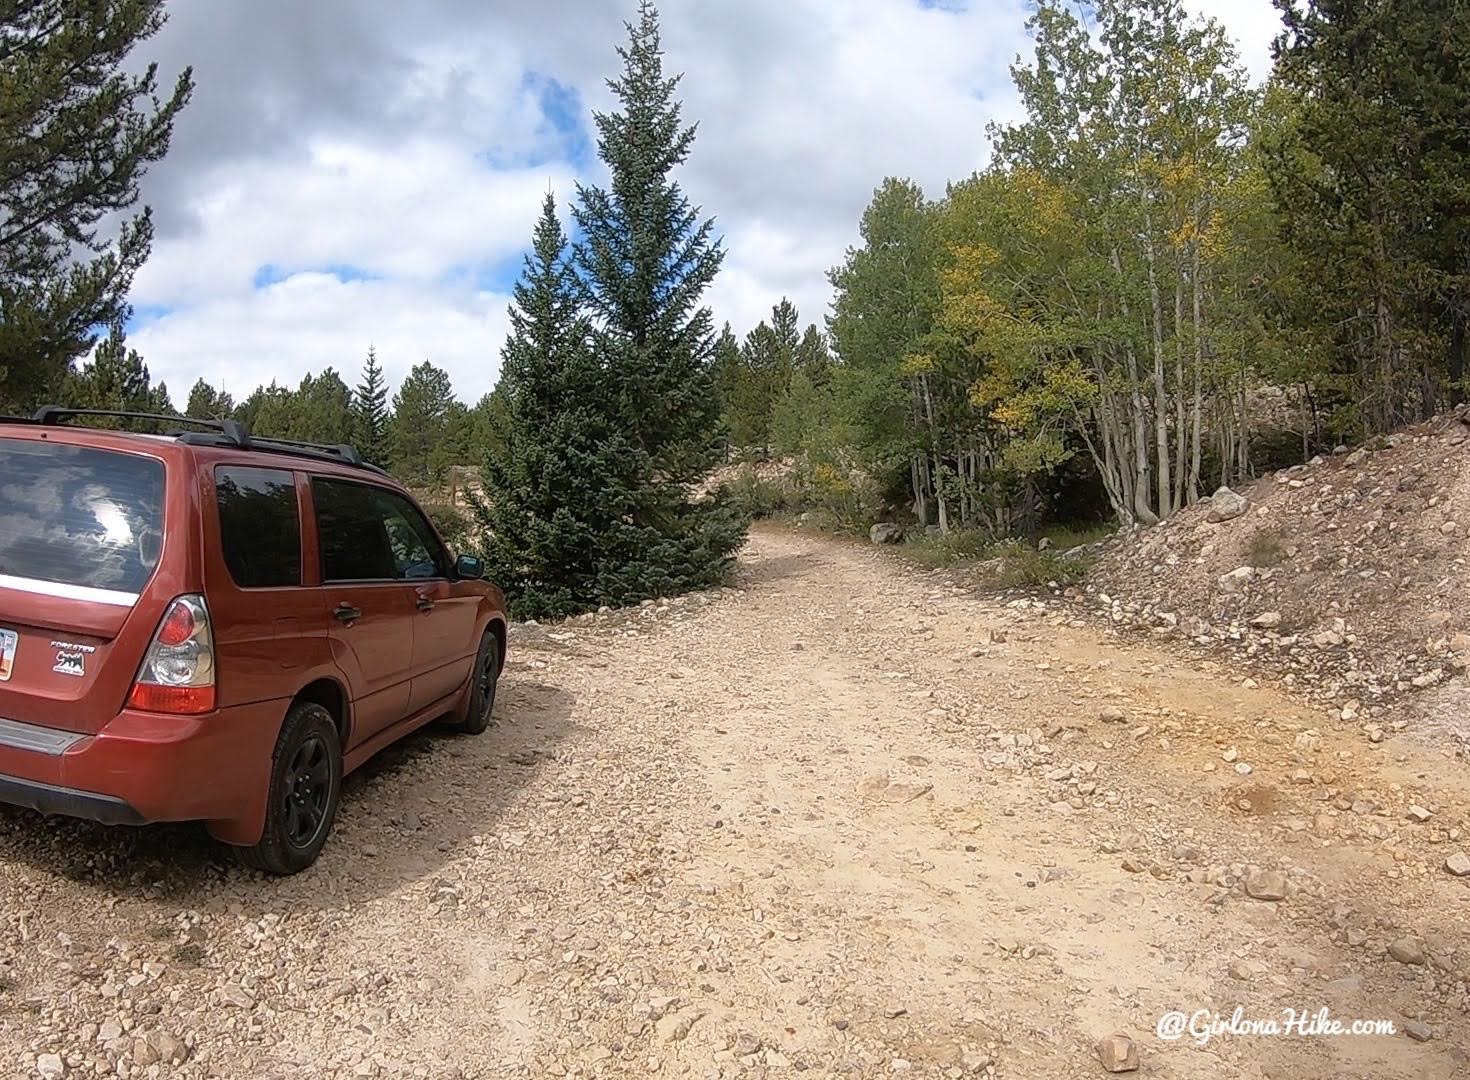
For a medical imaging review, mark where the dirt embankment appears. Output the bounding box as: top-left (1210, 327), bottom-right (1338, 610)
top-left (1081, 406), bottom-right (1470, 744)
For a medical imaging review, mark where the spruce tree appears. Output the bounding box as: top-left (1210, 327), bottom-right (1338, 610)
top-left (569, 0), bottom-right (744, 603)
top-left (475, 193), bottom-right (634, 617)
top-left (352, 347), bottom-right (390, 464)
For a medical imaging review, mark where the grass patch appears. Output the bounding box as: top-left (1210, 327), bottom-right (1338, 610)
top-left (991, 543), bottom-right (1090, 588)
top-left (899, 528), bottom-right (998, 567)
top-left (1039, 521), bottom-right (1116, 551)
top-left (897, 527), bottom-right (1094, 586)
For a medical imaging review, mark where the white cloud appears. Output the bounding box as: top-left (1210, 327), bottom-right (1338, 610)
top-left (129, 0), bottom-right (1283, 404)
top-left (132, 274), bottom-right (512, 406)
top-left (135, 141), bottom-right (572, 305)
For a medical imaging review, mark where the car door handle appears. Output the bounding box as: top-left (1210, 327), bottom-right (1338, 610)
top-left (416, 596), bottom-right (435, 612)
top-left (333, 604), bottom-right (362, 624)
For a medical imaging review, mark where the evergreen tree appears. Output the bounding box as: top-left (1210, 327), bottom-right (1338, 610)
top-left (473, 193), bottom-right (624, 617)
top-left (352, 346), bottom-right (390, 464)
top-left (1269, 0), bottom-right (1470, 424)
top-left (240, 382), bottom-right (294, 439)
top-left (185, 379), bottom-right (235, 421)
top-left (0, 1), bottom-right (192, 411)
top-left (565, 0), bottom-right (744, 604)
top-left (794, 325), bottom-right (832, 386)
top-left (387, 360), bottom-right (456, 485)
top-left (62, 327), bottom-right (174, 427)
top-left (289, 368), bottom-right (354, 444)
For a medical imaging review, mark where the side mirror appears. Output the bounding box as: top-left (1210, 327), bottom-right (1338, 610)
top-left (454, 554), bottom-right (485, 580)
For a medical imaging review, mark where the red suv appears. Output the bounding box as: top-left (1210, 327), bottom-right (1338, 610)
top-left (0, 408), bottom-right (507, 873)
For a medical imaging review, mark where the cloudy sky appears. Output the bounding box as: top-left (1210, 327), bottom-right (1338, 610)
top-left (127, 0), bottom-right (1283, 404)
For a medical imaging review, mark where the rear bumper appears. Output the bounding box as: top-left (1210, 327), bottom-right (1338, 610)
top-left (0, 773), bottom-right (144, 825)
top-left (0, 700), bottom-right (284, 836)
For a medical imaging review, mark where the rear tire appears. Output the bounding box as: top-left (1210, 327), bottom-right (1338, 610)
top-left (444, 630), bottom-right (499, 735)
top-left (235, 701), bottom-right (342, 875)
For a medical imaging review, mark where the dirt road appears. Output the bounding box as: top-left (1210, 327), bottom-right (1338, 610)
top-left (2, 526), bottom-right (1467, 1079)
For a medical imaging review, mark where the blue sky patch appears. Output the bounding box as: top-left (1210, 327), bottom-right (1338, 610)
top-left (479, 71), bottom-right (593, 171)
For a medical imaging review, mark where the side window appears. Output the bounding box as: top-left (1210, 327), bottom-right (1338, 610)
top-left (312, 479), bottom-right (398, 582)
top-left (374, 492), bottom-right (450, 580)
top-left (215, 467), bottom-right (301, 588)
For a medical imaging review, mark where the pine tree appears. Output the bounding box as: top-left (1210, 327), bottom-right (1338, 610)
top-left (62, 327), bottom-right (174, 428)
top-left (289, 368), bottom-right (353, 444)
top-left (185, 379), bottom-right (235, 421)
top-left (1270, 0), bottom-right (1470, 424)
top-left (568, 0), bottom-right (745, 602)
top-left (0, 1), bottom-right (193, 411)
top-left (387, 360), bottom-right (456, 485)
top-left (352, 347), bottom-right (390, 464)
top-left (473, 193), bottom-right (629, 617)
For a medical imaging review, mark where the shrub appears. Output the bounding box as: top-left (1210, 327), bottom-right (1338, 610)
top-left (425, 502), bottom-right (472, 552)
top-left (901, 528), bottom-right (998, 567)
top-left (992, 545), bottom-right (1088, 588)
top-left (1245, 528), bottom-right (1287, 568)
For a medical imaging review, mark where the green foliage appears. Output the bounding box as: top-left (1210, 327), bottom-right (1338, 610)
top-left (238, 369), bottom-right (354, 445)
top-left (485, 0), bottom-right (750, 616)
top-left (720, 298), bottom-right (832, 456)
top-left (387, 360), bottom-right (456, 485)
top-left (1266, 0), bottom-right (1470, 430)
top-left (900, 528), bottom-right (999, 568)
top-left (61, 327), bottom-right (173, 427)
top-left (718, 460), bottom-right (882, 537)
top-left (185, 379), bottom-right (234, 421)
top-left (898, 530), bottom-right (1091, 586)
top-left (990, 543), bottom-right (1088, 588)
top-left (0, 0), bottom-right (192, 411)
top-left (424, 502), bottom-right (471, 552)
top-left (352, 347), bottom-right (390, 465)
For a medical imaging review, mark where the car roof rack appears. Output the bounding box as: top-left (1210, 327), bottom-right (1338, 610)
top-left (22, 405), bottom-right (387, 476)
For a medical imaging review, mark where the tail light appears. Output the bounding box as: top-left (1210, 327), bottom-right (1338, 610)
top-left (128, 595), bottom-right (217, 714)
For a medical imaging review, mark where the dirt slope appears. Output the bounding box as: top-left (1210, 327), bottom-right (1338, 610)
top-left (1083, 406), bottom-right (1470, 729)
top-left (1, 526), bottom-right (1468, 1079)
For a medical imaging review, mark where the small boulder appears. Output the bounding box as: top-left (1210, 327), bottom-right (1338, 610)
top-left (1217, 566), bottom-right (1256, 594)
top-left (1444, 851), bottom-right (1470, 877)
top-left (1404, 1020), bottom-right (1433, 1043)
top-left (1387, 937), bottom-right (1426, 966)
top-left (1245, 869), bottom-right (1288, 901)
top-left (1249, 611), bottom-right (1282, 629)
top-left (1206, 486), bottom-right (1248, 523)
top-left (1096, 1033), bottom-right (1139, 1073)
top-left (869, 522), bottom-right (905, 545)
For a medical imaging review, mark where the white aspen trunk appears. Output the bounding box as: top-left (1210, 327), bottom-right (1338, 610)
top-left (1189, 240), bottom-right (1204, 502)
top-left (1172, 273), bottom-right (1187, 510)
top-left (918, 373), bottom-right (949, 534)
top-left (1143, 222), bottom-right (1173, 519)
top-left (911, 455), bottom-right (927, 527)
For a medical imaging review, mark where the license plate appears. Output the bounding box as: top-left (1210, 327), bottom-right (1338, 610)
top-left (0, 629), bottom-right (14, 681)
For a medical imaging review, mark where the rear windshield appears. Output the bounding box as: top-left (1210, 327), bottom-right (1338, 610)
top-left (0, 438), bottom-right (166, 597)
